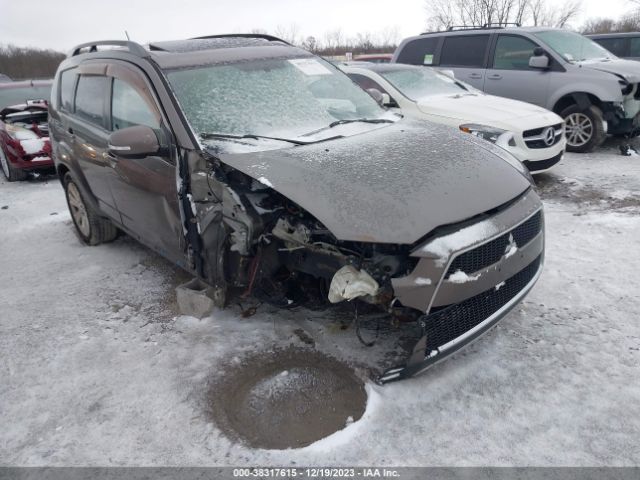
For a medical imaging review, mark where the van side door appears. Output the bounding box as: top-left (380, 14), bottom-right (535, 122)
top-left (105, 66), bottom-right (183, 264)
top-left (484, 34), bottom-right (550, 106)
top-left (437, 34), bottom-right (491, 90)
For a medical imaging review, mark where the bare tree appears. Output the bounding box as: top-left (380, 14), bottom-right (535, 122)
top-left (529, 0), bottom-right (581, 27)
top-left (582, 11), bottom-right (640, 33)
top-left (426, 0), bottom-right (581, 31)
top-left (273, 23), bottom-right (301, 45)
top-left (0, 44), bottom-right (65, 80)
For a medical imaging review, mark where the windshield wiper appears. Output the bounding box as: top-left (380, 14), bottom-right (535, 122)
top-left (302, 118), bottom-right (394, 137)
top-left (200, 132), bottom-right (347, 146)
top-left (200, 132), bottom-right (308, 145)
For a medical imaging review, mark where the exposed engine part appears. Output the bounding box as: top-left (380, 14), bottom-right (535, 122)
top-left (328, 265), bottom-right (379, 303)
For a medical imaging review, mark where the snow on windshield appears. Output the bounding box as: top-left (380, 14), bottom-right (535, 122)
top-left (380, 68), bottom-right (466, 101)
top-left (166, 57), bottom-right (386, 144)
top-left (535, 30), bottom-right (614, 62)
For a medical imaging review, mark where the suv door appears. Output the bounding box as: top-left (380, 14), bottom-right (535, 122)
top-left (485, 34), bottom-right (550, 106)
top-left (438, 34), bottom-right (491, 89)
top-left (106, 68), bottom-right (183, 263)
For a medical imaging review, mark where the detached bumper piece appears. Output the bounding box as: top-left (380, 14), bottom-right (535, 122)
top-left (379, 255), bottom-right (542, 384)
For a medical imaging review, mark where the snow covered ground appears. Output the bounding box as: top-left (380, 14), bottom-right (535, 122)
top-left (1, 144), bottom-right (639, 466)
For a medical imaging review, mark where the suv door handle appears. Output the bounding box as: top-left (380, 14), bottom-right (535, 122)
top-left (468, 73), bottom-right (483, 79)
top-left (488, 74), bottom-right (503, 80)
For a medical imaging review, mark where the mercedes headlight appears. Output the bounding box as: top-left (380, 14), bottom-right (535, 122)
top-left (459, 124), bottom-right (516, 148)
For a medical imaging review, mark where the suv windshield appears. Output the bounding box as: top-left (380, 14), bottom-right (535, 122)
top-left (379, 68), bottom-right (471, 101)
top-left (535, 30), bottom-right (615, 62)
top-left (166, 57), bottom-right (390, 146)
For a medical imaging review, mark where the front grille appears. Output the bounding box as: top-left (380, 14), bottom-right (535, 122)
top-left (424, 255), bottom-right (541, 352)
top-left (446, 210), bottom-right (542, 276)
top-left (523, 123), bottom-right (563, 149)
top-left (522, 152), bottom-right (563, 172)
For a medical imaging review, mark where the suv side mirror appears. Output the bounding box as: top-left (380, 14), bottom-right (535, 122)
top-left (367, 88), bottom-right (395, 107)
top-left (108, 125), bottom-right (159, 158)
top-left (529, 55), bottom-right (549, 69)
top-left (366, 88), bottom-right (384, 104)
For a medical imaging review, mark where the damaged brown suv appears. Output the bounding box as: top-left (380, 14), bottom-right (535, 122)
top-left (49, 35), bottom-right (544, 382)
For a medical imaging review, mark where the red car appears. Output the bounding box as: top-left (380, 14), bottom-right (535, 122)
top-left (0, 80), bottom-right (53, 181)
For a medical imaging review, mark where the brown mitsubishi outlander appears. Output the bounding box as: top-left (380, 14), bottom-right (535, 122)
top-left (49, 35), bottom-right (544, 382)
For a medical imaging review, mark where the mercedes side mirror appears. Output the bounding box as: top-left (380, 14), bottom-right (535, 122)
top-left (108, 125), bottom-right (160, 158)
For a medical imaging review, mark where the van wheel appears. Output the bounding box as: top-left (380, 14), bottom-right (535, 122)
top-left (561, 105), bottom-right (606, 153)
top-left (63, 173), bottom-right (118, 245)
top-left (0, 146), bottom-right (28, 182)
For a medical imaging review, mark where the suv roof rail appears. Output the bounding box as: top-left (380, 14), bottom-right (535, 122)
top-left (68, 40), bottom-right (149, 58)
top-left (426, 22), bottom-right (521, 32)
top-left (190, 33), bottom-right (291, 45)
top-left (483, 22), bottom-right (521, 27)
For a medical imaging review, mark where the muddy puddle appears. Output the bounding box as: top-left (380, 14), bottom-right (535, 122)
top-left (206, 348), bottom-right (367, 449)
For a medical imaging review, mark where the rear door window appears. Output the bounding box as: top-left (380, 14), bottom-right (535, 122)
top-left (396, 37), bottom-right (439, 65)
top-left (628, 37), bottom-right (640, 57)
top-left (440, 35), bottom-right (490, 67)
top-left (74, 75), bottom-right (109, 127)
top-left (493, 35), bottom-right (539, 70)
top-left (111, 79), bottom-right (160, 130)
top-left (59, 69), bottom-right (77, 111)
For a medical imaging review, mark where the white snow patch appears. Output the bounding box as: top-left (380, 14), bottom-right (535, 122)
top-left (447, 270), bottom-right (480, 283)
top-left (258, 176), bottom-right (273, 188)
top-left (414, 277), bottom-right (432, 286)
top-left (504, 243), bottom-right (518, 259)
top-left (420, 218), bottom-right (503, 266)
top-left (20, 138), bottom-right (45, 154)
top-left (495, 281), bottom-right (506, 291)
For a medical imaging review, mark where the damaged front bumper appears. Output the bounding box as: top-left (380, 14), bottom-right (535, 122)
top-left (379, 189), bottom-right (544, 383)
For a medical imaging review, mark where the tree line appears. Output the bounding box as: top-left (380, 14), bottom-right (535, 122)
top-left (0, 45), bottom-right (65, 80)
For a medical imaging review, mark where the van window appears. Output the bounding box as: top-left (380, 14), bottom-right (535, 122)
top-left (596, 38), bottom-right (627, 57)
top-left (111, 79), bottom-right (160, 130)
top-left (396, 37), bottom-right (439, 65)
top-left (440, 35), bottom-right (490, 67)
top-left (629, 38), bottom-right (640, 57)
top-left (59, 69), bottom-right (77, 111)
top-left (493, 35), bottom-right (538, 70)
top-left (74, 75), bottom-right (108, 126)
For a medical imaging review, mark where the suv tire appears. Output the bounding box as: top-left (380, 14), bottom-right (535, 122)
top-left (0, 146), bottom-right (28, 182)
top-left (63, 172), bottom-right (118, 245)
top-left (561, 104), bottom-right (606, 153)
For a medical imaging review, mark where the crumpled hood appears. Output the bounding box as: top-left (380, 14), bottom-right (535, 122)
top-left (416, 94), bottom-right (558, 127)
top-left (578, 58), bottom-right (640, 83)
top-left (217, 120), bottom-right (531, 245)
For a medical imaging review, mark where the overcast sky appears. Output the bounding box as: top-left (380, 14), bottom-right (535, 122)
top-left (0, 0), bottom-right (633, 52)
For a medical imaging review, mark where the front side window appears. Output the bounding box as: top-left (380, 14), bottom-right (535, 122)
top-left (111, 79), bottom-right (160, 130)
top-left (74, 75), bottom-right (109, 126)
top-left (493, 35), bottom-right (539, 70)
top-left (535, 30), bottom-right (615, 62)
top-left (380, 68), bottom-right (469, 100)
top-left (347, 73), bottom-right (391, 95)
top-left (396, 37), bottom-right (439, 65)
top-left (166, 57), bottom-right (389, 145)
top-left (440, 35), bottom-right (490, 67)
